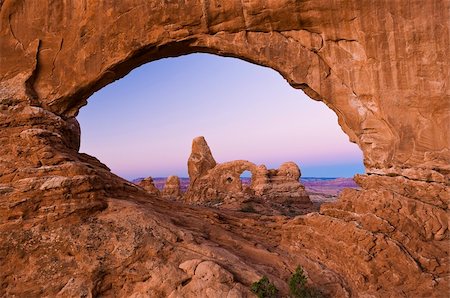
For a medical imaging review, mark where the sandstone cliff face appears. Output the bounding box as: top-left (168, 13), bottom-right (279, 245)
top-left (0, 1), bottom-right (448, 297)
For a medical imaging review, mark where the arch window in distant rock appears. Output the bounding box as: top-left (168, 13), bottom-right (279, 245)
top-left (240, 170), bottom-right (252, 189)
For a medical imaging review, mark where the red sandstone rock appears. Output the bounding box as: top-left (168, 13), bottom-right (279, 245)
top-left (188, 136), bottom-right (217, 184)
top-left (0, 1), bottom-right (448, 297)
top-left (137, 176), bottom-right (160, 196)
top-left (184, 137), bottom-right (312, 215)
top-left (257, 162), bottom-right (309, 202)
top-left (162, 175), bottom-right (182, 200)
top-left (169, 260), bottom-right (250, 297)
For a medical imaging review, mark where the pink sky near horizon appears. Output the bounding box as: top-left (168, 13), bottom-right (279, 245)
top-left (77, 53), bottom-right (365, 179)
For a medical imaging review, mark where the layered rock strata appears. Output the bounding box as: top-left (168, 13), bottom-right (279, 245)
top-left (0, 1), bottom-right (448, 297)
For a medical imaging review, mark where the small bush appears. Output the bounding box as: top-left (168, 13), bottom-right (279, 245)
top-left (289, 267), bottom-right (324, 298)
top-left (251, 276), bottom-right (279, 298)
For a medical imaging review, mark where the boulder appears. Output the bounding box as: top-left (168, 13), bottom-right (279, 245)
top-left (138, 177), bottom-right (160, 196)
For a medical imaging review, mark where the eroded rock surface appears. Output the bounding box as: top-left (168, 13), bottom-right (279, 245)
top-left (169, 260), bottom-right (251, 297)
top-left (184, 137), bottom-right (312, 215)
top-left (162, 175), bottom-right (183, 200)
top-left (0, 1), bottom-right (448, 297)
top-left (257, 162), bottom-right (309, 201)
top-left (137, 176), bottom-right (160, 196)
top-left (188, 136), bottom-right (217, 184)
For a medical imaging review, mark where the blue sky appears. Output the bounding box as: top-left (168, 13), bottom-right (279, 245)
top-left (77, 53), bottom-right (364, 180)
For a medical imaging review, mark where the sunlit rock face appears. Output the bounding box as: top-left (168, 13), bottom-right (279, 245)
top-left (0, 1), bottom-right (448, 297)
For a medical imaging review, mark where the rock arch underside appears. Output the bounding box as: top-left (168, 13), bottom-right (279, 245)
top-left (0, 1), bottom-right (449, 297)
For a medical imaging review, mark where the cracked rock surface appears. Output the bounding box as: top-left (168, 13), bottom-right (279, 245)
top-left (0, 1), bottom-right (448, 297)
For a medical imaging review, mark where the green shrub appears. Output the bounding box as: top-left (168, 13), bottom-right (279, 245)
top-left (251, 276), bottom-right (279, 298)
top-left (289, 267), bottom-right (323, 298)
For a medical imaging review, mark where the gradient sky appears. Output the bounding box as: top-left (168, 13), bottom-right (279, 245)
top-left (77, 53), bottom-right (364, 180)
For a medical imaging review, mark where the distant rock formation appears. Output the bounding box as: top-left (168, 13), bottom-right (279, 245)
top-left (187, 136), bottom-right (217, 184)
top-left (137, 177), bottom-right (160, 196)
top-left (184, 137), bottom-right (311, 208)
top-left (257, 162), bottom-right (310, 202)
top-left (162, 175), bottom-right (182, 200)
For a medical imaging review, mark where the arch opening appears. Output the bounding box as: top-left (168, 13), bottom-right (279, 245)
top-left (240, 170), bottom-right (252, 190)
top-left (77, 53), bottom-right (363, 212)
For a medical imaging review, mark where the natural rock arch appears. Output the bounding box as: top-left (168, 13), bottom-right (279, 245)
top-left (0, 1), bottom-right (448, 297)
top-left (2, 0), bottom-right (448, 175)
